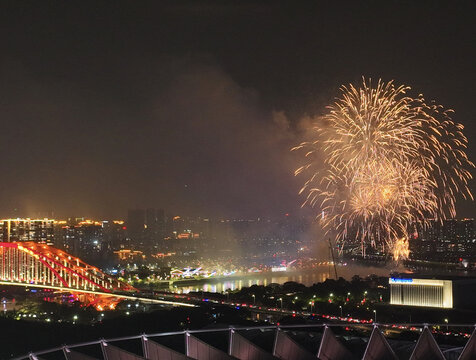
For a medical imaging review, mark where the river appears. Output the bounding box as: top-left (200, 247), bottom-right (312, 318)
top-left (168, 263), bottom-right (407, 294)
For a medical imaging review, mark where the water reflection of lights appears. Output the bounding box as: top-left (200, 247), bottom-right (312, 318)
top-left (178, 274), bottom-right (329, 294)
top-left (170, 265), bottom-right (391, 294)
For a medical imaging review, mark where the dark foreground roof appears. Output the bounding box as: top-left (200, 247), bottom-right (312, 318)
top-left (17, 324), bottom-right (476, 360)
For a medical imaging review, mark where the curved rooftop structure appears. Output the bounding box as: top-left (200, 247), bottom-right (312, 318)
top-left (15, 323), bottom-right (476, 360)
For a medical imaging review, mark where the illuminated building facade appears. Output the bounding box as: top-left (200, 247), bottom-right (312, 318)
top-left (113, 249), bottom-right (144, 261)
top-left (55, 220), bottom-right (105, 262)
top-left (410, 218), bottom-right (475, 261)
top-left (458, 218), bottom-right (474, 253)
top-left (389, 277), bottom-right (453, 308)
top-left (0, 218), bottom-right (55, 245)
top-left (102, 220), bottom-right (128, 250)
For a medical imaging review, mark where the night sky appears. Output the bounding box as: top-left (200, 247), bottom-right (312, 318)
top-left (0, 1), bottom-right (474, 218)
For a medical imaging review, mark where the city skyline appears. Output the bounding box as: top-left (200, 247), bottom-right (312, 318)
top-left (0, 212), bottom-right (473, 263)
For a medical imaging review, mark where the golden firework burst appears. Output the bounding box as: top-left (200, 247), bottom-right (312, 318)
top-left (293, 78), bottom-right (473, 257)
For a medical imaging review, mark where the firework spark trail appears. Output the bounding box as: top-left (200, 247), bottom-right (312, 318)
top-left (293, 78), bottom-right (474, 259)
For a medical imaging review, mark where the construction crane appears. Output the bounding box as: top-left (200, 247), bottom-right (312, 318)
top-left (328, 238), bottom-right (338, 280)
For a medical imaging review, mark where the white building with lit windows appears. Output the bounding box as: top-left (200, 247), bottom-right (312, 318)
top-left (389, 277), bottom-right (453, 308)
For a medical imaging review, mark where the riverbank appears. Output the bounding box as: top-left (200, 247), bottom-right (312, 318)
top-left (136, 263), bottom-right (401, 294)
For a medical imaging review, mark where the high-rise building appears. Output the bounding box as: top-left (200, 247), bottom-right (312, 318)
top-left (127, 209), bottom-right (146, 248)
top-left (0, 218), bottom-right (55, 245)
top-left (457, 218), bottom-right (474, 254)
top-left (55, 220), bottom-right (104, 262)
top-left (102, 220), bottom-right (127, 250)
top-left (127, 208), bottom-right (166, 251)
top-left (441, 219), bottom-right (457, 253)
top-left (144, 208), bottom-right (166, 249)
top-left (156, 208), bottom-right (166, 243)
top-left (410, 219), bottom-right (475, 261)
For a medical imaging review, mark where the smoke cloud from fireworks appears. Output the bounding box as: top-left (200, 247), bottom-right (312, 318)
top-left (293, 78), bottom-right (474, 258)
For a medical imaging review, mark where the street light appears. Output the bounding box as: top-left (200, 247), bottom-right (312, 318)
top-left (444, 318), bottom-right (448, 331)
top-left (252, 294), bottom-right (256, 305)
top-left (309, 301), bottom-right (314, 312)
top-left (373, 310), bottom-right (377, 323)
top-left (278, 298), bottom-right (283, 310)
top-left (339, 305), bottom-right (343, 317)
